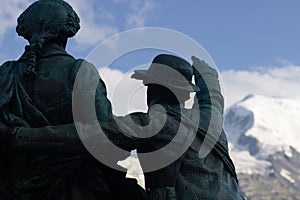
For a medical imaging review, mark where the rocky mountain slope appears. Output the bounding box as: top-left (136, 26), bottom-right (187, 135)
top-left (224, 94), bottom-right (300, 200)
top-left (119, 94), bottom-right (300, 199)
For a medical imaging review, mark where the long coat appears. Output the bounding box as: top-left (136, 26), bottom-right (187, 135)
top-left (0, 43), bottom-right (121, 200)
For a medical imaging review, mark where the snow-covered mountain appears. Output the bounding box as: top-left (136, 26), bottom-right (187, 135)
top-left (225, 94), bottom-right (300, 173)
top-left (120, 94), bottom-right (300, 198)
top-left (224, 94), bottom-right (300, 199)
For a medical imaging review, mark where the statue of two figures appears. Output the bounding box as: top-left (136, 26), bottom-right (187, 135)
top-left (0, 1), bottom-right (244, 199)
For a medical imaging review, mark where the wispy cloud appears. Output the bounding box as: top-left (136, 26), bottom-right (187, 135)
top-left (0, 0), bottom-right (156, 53)
top-left (67, 0), bottom-right (155, 49)
top-left (126, 0), bottom-right (155, 28)
top-left (98, 67), bottom-right (147, 116)
top-left (98, 64), bottom-right (300, 114)
top-left (221, 65), bottom-right (300, 108)
top-left (0, 0), bottom-right (31, 43)
top-left (66, 0), bottom-right (119, 48)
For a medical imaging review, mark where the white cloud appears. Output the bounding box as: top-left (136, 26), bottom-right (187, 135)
top-left (0, 0), bottom-right (31, 42)
top-left (0, 0), bottom-right (156, 51)
top-left (0, 0), bottom-right (116, 48)
top-left (99, 65), bottom-right (194, 116)
top-left (65, 0), bottom-right (119, 48)
top-left (221, 65), bottom-right (300, 108)
top-left (126, 0), bottom-right (155, 28)
top-left (98, 65), bottom-right (300, 115)
top-left (66, 0), bottom-right (156, 48)
top-left (99, 67), bottom-right (147, 116)
top-left (111, 0), bottom-right (155, 27)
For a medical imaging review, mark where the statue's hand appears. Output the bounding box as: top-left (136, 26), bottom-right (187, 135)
top-left (191, 56), bottom-right (211, 78)
top-left (191, 56), bottom-right (218, 86)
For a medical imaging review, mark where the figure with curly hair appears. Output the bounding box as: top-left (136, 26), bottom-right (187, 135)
top-left (0, 1), bottom-right (146, 199)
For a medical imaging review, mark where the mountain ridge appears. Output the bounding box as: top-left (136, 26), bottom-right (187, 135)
top-left (224, 94), bottom-right (300, 199)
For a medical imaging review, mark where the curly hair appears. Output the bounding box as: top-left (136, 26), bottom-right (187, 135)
top-left (16, 0), bottom-right (80, 43)
top-left (16, 0), bottom-right (80, 78)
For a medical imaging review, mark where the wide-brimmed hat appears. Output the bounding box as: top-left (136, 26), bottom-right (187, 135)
top-left (132, 54), bottom-right (199, 92)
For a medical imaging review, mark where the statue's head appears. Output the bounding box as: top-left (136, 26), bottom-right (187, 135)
top-left (16, 0), bottom-right (80, 45)
top-left (132, 54), bottom-right (199, 106)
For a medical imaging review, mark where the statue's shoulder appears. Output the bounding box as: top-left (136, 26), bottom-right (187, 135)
top-left (0, 61), bottom-right (17, 70)
top-left (67, 58), bottom-right (98, 83)
top-left (71, 58), bottom-right (99, 75)
top-left (0, 61), bottom-right (22, 78)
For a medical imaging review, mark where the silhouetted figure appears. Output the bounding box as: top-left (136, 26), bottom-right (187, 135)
top-left (1, 52), bottom-right (245, 199)
top-left (0, 1), bottom-right (244, 198)
top-left (124, 55), bottom-right (244, 199)
top-left (0, 0), bottom-right (146, 199)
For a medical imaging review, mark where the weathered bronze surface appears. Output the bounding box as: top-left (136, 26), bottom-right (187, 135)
top-left (0, 0), bottom-right (244, 199)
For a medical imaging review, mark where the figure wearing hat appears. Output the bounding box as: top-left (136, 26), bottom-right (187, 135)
top-left (79, 54), bottom-right (242, 199)
top-left (129, 54), bottom-right (202, 199)
top-left (123, 54), bottom-right (243, 199)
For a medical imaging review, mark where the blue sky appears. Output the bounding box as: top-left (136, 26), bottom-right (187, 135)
top-left (1, 0), bottom-right (300, 70)
top-left (1, 0), bottom-right (300, 108)
top-left (130, 0), bottom-right (300, 70)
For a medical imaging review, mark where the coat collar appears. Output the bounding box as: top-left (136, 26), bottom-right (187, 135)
top-left (39, 43), bottom-right (73, 59)
top-left (18, 43), bottom-right (73, 62)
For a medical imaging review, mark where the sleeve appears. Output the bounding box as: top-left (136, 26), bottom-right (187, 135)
top-left (71, 59), bottom-right (135, 151)
top-left (102, 113), bottom-right (157, 151)
top-left (191, 56), bottom-right (224, 134)
top-left (191, 56), bottom-right (238, 182)
top-left (9, 120), bottom-right (137, 155)
top-left (99, 118), bottom-right (138, 151)
top-left (9, 59), bottom-right (137, 155)
top-left (10, 124), bottom-right (86, 155)
top-left (71, 59), bottom-right (113, 124)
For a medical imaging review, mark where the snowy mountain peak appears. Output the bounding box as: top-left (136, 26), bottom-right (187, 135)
top-left (226, 94), bottom-right (300, 155)
top-left (225, 94), bottom-right (300, 175)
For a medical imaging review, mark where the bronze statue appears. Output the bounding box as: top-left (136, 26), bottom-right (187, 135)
top-left (1, 53), bottom-right (244, 199)
top-left (0, 0), bottom-right (245, 199)
top-left (119, 55), bottom-right (244, 199)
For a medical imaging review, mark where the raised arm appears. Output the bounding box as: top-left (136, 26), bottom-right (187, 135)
top-left (191, 56), bottom-right (238, 182)
top-left (192, 56), bottom-right (224, 137)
